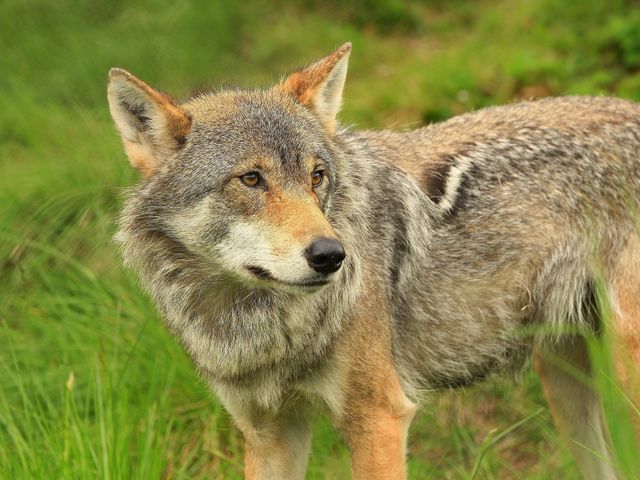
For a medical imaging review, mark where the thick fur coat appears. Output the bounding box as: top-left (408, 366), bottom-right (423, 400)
top-left (109, 44), bottom-right (640, 479)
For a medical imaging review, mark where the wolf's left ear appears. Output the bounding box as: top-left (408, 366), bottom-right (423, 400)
top-left (107, 69), bottom-right (192, 177)
top-left (279, 42), bottom-right (351, 135)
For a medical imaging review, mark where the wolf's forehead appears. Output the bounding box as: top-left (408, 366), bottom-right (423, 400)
top-left (188, 92), bottom-right (324, 161)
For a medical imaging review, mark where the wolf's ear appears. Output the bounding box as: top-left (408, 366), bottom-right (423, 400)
top-left (279, 42), bottom-right (351, 135)
top-left (107, 69), bottom-right (192, 177)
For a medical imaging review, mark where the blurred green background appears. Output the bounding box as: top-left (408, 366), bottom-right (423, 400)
top-left (2, 1), bottom-right (640, 478)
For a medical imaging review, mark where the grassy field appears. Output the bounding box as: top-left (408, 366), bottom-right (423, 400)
top-left (1, 1), bottom-right (639, 478)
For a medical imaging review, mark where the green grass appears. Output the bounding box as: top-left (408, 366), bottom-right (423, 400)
top-left (1, 0), bottom-right (639, 478)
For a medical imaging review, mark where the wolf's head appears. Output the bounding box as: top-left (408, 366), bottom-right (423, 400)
top-left (109, 44), bottom-right (352, 292)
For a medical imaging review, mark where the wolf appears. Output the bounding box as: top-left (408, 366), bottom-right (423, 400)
top-left (108, 43), bottom-right (640, 479)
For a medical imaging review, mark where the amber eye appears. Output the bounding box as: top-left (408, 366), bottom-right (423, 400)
top-left (311, 170), bottom-right (324, 187)
top-left (240, 172), bottom-right (261, 187)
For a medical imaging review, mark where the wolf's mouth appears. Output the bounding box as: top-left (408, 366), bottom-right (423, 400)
top-left (245, 265), bottom-right (329, 289)
top-left (246, 265), bottom-right (273, 280)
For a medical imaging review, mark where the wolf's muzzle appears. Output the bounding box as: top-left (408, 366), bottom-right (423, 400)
top-left (304, 237), bottom-right (346, 275)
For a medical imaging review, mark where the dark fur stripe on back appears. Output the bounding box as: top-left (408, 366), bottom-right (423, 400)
top-left (422, 155), bottom-right (455, 204)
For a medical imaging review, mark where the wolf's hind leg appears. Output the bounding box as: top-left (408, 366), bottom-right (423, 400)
top-left (534, 336), bottom-right (617, 480)
top-left (610, 232), bottom-right (640, 432)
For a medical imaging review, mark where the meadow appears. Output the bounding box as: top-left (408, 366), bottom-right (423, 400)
top-left (1, 1), bottom-right (639, 478)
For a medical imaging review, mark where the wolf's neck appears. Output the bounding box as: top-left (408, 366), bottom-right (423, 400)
top-left (145, 259), bottom-right (350, 381)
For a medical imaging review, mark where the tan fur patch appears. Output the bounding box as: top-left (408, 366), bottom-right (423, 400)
top-left (123, 140), bottom-right (157, 178)
top-left (243, 434), bottom-right (287, 480)
top-left (611, 233), bottom-right (640, 410)
top-left (264, 188), bottom-right (336, 247)
top-left (334, 279), bottom-right (417, 480)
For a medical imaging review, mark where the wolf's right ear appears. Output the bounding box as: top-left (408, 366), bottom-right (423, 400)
top-left (279, 42), bottom-right (351, 136)
top-left (107, 69), bottom-right (191, 177)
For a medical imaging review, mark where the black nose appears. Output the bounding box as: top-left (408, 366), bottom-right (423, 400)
top-left (304, 237), bottom-right (346, 275)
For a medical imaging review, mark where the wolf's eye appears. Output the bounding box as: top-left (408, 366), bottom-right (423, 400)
top-left (311, 170), bottom-right (324, 187)
top-left (240, 172), bottom-right (261, 188)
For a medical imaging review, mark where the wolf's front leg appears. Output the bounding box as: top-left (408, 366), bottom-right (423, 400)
top-left (340, 370), bottom-right (417, 480)
top-left (235, 409), bottom-right (311, 480)
top-left (216, 387), bottom-right (311, 480)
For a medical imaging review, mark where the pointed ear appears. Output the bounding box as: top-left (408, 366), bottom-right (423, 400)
top-left (279, 42), bottom-right (351, 135)
top-left (107, 68), bottom-right (192, 177)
